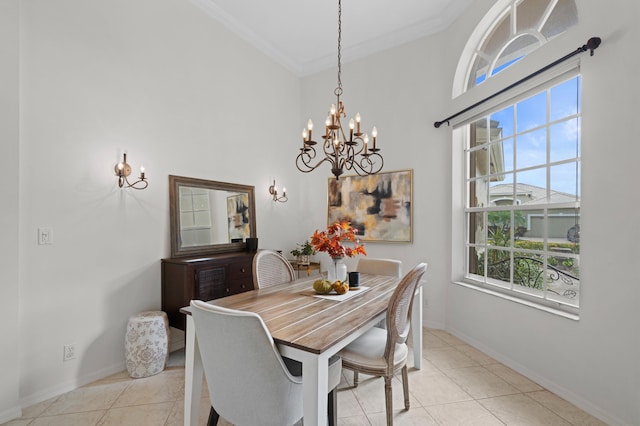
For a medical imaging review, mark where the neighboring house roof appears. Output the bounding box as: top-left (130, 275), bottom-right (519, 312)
top-left (490, 183), bottom-right (578, 205)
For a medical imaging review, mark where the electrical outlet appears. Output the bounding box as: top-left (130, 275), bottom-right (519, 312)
top-left (63, 344), bottom-right (76, 361)
top-left (38, 227), bottom-right (53, 245)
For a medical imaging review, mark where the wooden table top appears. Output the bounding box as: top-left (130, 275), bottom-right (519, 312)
top-left (181, 273), bottom-right (399, 354)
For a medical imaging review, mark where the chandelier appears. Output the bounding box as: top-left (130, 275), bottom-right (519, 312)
top-left (295, 0), bottom-right (383, 180)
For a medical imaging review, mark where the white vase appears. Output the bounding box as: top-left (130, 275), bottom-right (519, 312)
top-left (327, 257), bottom-right (347, 282)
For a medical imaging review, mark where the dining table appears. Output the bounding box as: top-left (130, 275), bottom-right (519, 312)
top-left (180, 272), bottom-right (423, 426)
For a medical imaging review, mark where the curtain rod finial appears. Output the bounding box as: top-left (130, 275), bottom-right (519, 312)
top-left (586, 37), bottom-right (601, 56)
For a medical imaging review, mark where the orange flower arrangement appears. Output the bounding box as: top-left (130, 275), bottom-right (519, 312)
top-left (310, 221), bottom-right (366, 259)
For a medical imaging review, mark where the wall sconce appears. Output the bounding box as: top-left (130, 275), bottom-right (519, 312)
top-left (114, 153), bottom-right (148, 190)
top-left (268, 180), bottom-right (287, 203)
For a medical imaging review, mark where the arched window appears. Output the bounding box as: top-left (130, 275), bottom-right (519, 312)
top-left (459, 0), bottom-right (577, 94)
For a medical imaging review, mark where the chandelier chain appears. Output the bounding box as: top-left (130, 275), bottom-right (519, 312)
top-left (335, 0), bottom-right (342, 96)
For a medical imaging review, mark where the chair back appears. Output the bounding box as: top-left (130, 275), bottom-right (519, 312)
top-left (253, 249), bottom-right (296, 288)
top-left (190, 300), bottom-right (303, 426)
top-left (384, 263), bottom-right (427, 366)
top-left (356, 258), bottom-right (402, 278)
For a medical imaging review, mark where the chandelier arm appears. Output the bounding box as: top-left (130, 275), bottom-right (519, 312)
top-left (296, 144), bottom-right (337, 173)
top-left (348, 152), bottom-right (384, 176)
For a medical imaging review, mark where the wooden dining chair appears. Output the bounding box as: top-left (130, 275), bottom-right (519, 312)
top-left (338, 262), bottom-right (428, 426)
top-left (191, 300), bottom-right (342, 426)
top-left (356, 257), bottom-right (402, 278)
top-left (253, 249), bottom-right (296, 288)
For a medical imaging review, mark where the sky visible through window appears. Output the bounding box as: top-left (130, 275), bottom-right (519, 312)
top-left (488, 76), bottom-right (580, 197)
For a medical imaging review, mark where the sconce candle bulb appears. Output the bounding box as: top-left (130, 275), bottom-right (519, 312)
top-left (114, 152), bottom-right (148, 190)
top-left (269, 180), bottom-right (288, 203)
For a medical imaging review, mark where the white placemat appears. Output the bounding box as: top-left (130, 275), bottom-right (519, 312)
top-left (310, 286), bottom-right (370, 301)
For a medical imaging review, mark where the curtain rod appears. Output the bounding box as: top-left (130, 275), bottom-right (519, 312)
top-left (434, 37), bottom-right (601, 129)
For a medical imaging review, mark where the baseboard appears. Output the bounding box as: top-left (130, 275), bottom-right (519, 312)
top-left (19, 360), bottom-right (125, 410)
top-left (445, 326), bottom-right (626, 426)
top-left (0, 405), bottom-right (22, 424)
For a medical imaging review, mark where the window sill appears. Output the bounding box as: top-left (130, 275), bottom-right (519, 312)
top-left (451, 280), bottom-right (580, 321)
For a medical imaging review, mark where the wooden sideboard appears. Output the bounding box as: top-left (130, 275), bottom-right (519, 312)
top-left (161, 252), bottom-right (255, 330)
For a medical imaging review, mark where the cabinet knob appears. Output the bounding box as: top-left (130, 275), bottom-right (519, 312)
top-left (240, 267), bottom-right (246, 273)
top-left (241, 284), bottom-right (246, 289)
top-left (226, 288), bottom-right (230, 293)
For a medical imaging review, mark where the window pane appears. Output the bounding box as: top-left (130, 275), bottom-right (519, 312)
top-left (481, 13), bottom-right (510, 58)
top-left (486, 248), bottom-right (511, 286)
top-left (469, 148), bottom-right (489, 178)
top-left (515, 209), bottom-right (544, 241)
top-left (500, 138), bottom-right (514, 173)
top-left (548, 207), bottom-right (580, 244)
top-left (488, 210), bottom-right (513, 247)
top-left (516, 167), bottom-right (547, 197)
top-left (513, 253), bottom-right (544, 290)
top-left (469, 178), bottom-right (489, 208)
top-left (494, 35), bottom-right (539, 76)
top-left (469, 54), bottom-right (489, 87)
top-left (550, 118), bottom-right (579, 163)
top-left (468, 246), bottom-right (485, 278)
top-left (516, 128), bottom-right (547, 169)
top-left (541, 0), bottom-right (578, 39)
top-left (490, 106), bottom-right (514, 138)
top-left (550, 162), bottom-right (579, 198)
top-left (489, 174), bottom-right (514, 206)
top-left (517, 0), bottom-right (551, 30)
top-left (516, 92), bottom-right (547, 133)
top-left (550, 76), bottom-right (580, 121)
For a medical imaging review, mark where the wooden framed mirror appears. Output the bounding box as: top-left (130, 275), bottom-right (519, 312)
top-left (169, 175), bottom-right (256, 257)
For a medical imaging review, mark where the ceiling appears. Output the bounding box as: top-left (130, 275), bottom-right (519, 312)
top-left (190, 0), bottom-right (473, 76)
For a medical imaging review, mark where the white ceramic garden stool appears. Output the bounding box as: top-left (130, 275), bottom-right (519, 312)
top-left (125, 310), bottom-right (170, 378)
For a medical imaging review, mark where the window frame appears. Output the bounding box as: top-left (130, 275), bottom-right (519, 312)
top-left (458, 70), bottom-right (581, 317)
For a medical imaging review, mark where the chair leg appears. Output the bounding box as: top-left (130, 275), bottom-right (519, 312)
top-left (353, 370), bottom-right (359, 387)
top-left (207, 406), bottom-right (220, 426)
top-left (384, 376), bottom-right (394, 425)
top-left (401, 365), bottom-right (410, 410)
top-left (328, 388), bottom-right (338, 426)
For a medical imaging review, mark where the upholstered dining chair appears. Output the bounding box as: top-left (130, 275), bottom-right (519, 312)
top-left (356, 257), bottom-right (402, 278)
top-left (338, 262), bottom-right (427, 426)
top-left (356, 258), bottom-right (402, 329)
top-left (252, 248), bottom-right (341, 424)
top-left (191, 300), bottom-right (342, 426)
top-left (253, 249), bottom-right (296, 288)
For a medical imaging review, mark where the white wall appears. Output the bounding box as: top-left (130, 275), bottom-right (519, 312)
top-left (299, 0), bottom-right (640, 424)
top-left (0, 0), bottom-right (22, 422)
top-left (13, 0), bottom-right (303, 411)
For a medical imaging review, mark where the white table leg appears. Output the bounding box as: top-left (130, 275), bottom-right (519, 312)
top-left (184, 315), bottom-right (203, 426)
top-left (412, 285), bottom-right (423, 369)
top-left (302, 352), bottom-right (328, 426)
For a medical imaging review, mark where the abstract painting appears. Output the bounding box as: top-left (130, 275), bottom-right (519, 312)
top-left (327, 169), bottom-right (413, 242)
top-left (227, 193), bottom-right (251, 241)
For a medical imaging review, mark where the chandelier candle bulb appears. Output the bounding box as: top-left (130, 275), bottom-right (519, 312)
top-left (140, 166), bottom-right (145, 180)
top-left (356, 113), bottom-right (361, 133)
top-left (372, 126), bottom-right (378, 149)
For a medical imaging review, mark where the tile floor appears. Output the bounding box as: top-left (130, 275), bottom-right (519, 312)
top-left (2, 328), bottom-right (606, 426)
